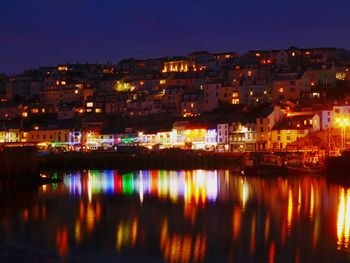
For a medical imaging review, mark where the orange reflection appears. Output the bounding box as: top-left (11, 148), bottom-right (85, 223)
top-left (287, 189), bottom-right (293, 234)
top-left (309, 185), bottom-right (315, 220)
top-left (23, 208), bottom-right (29, 222)
top-left (250, 214), bottom-right (256, 256)
top-left (161, 220), bottom-right (206, 263)
top-left (298, 186), bottom-right (301, 216)
top-left (232, 207), bottom-right (242, 241)
top-left (265, 214), bottom-right (270, 244)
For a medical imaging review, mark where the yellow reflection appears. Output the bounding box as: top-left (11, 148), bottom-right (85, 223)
top-left (309, 185), bottom-right (314, 220)
top-left (337, 188), bottom-right (350, 250)
top-left (75, 220), bottom-right (81, 244)
top-left (241, 180), bottom-right (249, 209)
top-left (337, 188), bottom-right (346, 249)
top-left (115, 218), bottom-right (138, 251)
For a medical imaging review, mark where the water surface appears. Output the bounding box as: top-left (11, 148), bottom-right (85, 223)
top-left (0, 170), bottom-right (349, 262)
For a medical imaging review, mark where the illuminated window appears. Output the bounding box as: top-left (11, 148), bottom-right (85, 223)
top-left (278, 87), bottom-right (284, 93)
top-left (87, 102), bottom-right (93, 107)
top-left (61, 81), bottom-right (66, 85)
top-left (160, 80), bottom-right (166, 85)
top-left (247, 70), bottom-right (253, 77)
top-left (95, 108), bottom-right (102, 113)
top-left (336, 73), bottom-right (346, 80)
top-left (58, 66), bottom-right (68, 71)
top-left (74, 90), bottom-right (79, 94)
top-left (22, 112), bottom-right (28, 118)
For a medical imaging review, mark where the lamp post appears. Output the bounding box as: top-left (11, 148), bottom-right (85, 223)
top-left (335, 117), bottom-right (350, 151)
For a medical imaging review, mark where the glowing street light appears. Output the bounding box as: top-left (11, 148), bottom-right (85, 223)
top-left (336, 117), bottom-right (350, 150)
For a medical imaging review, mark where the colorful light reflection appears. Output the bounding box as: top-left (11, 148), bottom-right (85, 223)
top-left (64, 170), bottom-right (218, 203)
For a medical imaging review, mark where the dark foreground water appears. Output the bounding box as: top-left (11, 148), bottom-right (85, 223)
top-left (1, 170), bottom-right (350, 263)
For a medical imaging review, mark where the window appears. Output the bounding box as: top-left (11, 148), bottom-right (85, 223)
top-left (277, 136), bottom-right (281, 141)
top-left (287, 136), bottom-right (291, 140)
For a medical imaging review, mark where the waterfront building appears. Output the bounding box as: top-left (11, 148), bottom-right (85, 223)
top-left (229, 120), bottom-right (256, 152)
top-left (256, 106), bottom-right (285, 150)
top-left (217, 124), bottom-right (230, 151)
top-left (270, 113), bottom-right (320, 150)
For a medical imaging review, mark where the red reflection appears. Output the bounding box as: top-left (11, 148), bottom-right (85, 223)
top-left (269, 242), bottom-right (275, 263)
top-left (56, 227), bottom-right (68, 257)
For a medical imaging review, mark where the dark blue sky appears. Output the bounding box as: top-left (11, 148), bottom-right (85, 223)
top-left (1, 0), bottom-right (349, 74)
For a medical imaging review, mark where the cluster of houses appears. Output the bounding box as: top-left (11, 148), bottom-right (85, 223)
top-left (0, 103), bottom-right (349, 153)
top-left (1, 46), bottom-right (350, 152)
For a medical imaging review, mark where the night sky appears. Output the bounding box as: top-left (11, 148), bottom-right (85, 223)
top-left (1, 0), bottom-right (350, 74)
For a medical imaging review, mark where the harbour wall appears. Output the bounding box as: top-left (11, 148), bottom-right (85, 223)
top-left (39, 151), bottom-right (244, 171)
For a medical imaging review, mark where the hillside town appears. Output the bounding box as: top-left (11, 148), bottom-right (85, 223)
top-left (1, 46), bottom-right (350, 154)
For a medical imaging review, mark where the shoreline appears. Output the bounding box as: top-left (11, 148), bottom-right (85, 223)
top-left (38, 151), bottom-right (244, 171)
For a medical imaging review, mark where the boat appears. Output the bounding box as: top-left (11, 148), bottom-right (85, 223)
top-left (242, 154), bottom-right (288, 176)
top-left (242, 153), bottom-right (324, 176)
top-left (284, 155), bottom-right (324, 174)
